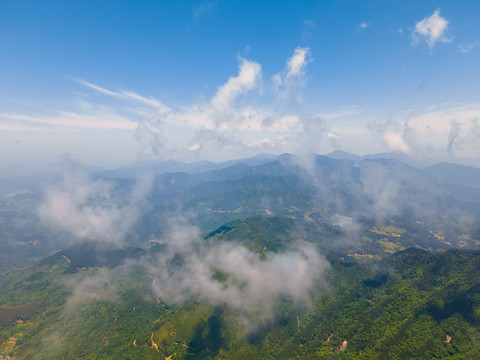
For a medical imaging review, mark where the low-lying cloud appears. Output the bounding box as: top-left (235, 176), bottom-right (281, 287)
top-left (37, 159), bottom-right (153, 244)
top-left (58, 220), bottom-right (328, 332)
top-left (146, 223), bottom-right (328, 329)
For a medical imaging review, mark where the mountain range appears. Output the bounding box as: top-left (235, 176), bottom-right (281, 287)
top-left (1, 152), bottom-right (480, 359)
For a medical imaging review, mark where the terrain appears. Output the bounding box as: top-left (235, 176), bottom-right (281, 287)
top-left (1, 152), bottom-right (480, 359)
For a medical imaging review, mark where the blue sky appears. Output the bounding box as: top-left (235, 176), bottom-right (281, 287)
top-left (1, 0), bottom-right (479, 173)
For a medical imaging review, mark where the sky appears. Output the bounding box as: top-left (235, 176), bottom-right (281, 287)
top-left (1, 0), bottom-right (480, 174)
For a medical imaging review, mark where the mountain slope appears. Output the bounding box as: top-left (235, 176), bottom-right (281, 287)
top-left (2, 240), bottom-right (480, 359)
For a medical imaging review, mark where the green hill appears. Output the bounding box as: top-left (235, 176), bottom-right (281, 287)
top-left (1, 218), bottom-right (480, 359)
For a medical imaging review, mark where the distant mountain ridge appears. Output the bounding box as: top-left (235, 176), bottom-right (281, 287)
top-left (96, 153), bottom-right (277, 178)
top-left (2, 151), bottom-right (480, 272)
top-left (96, 150), bottom-right (480, 181)
top-left (423, 162), bottom-right (480, 189)
top-left (2, 151), bottom-right (480, 358)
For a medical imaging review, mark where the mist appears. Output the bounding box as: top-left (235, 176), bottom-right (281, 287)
top-left (146, 223), bottom-right (328, 328)
top-left (37, 159), bottom-right (153, 245)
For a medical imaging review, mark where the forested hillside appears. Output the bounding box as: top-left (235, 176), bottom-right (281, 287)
top-left (1, 154), bottom-right (480, 359)
top-left (1, 220), bottom-right (480, 359)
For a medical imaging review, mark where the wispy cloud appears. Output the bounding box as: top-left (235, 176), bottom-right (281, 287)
top-left (318, 105), bottom-right (365, 120)
top-left (412, 8), bottom-right (451, 48)
top-left (76, 79), bottom-right (170, 111)
top-left (458, 42), bottom-right (478, 53)
top-left (0, 109), bottom-right (137, 131)
top-left (192, 0), bottom-right (219, 20)
top-left (407, 103), bottom-right (480, 158)
top-left (303, 19), bottom-right (315, 28)
top-left (358, 22), bottom-right (369, 29)
top-left (407, 103), bottom-right (480, 133)
top-left (302, 19), bottom-right (316, 40)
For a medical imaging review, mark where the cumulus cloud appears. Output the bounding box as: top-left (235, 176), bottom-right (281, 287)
top-left (412, 8), bottom-right (451, 48)
top-left (273, 47), bottom-right (312, 103)
top-left (68, 47), bottom-right (350, 164)
top-left (382, 130), bottom-right (410, 153)
top-left (286, 47), bottom-right (312, 78)
top-left (129, 48), bottom-right (318, 161)
top-left (37, 159), bottom-right (153, 244)
top-left (130, 58), bottom-right (266, 160)
top-left (70, 62), bottom-right (480, 165)
top-left (211, 58), bottom-right (262, 111)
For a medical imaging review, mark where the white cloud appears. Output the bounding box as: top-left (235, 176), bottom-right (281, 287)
top-left (4, 48), bottom-right (349, 166)
top-left (273, 47), bottom-right (312, 104)
top-left (412, 8), bottom-right (451, 48)
top-left (186, 143), bottom-right (201, 151)
top-left (245, 137), bottom-right (276, 148)
top-left (382, 130), bottom-right (410, 153)
top-left (130, 51), bottom-right (314, 160)
top-left (83, 48), bottom-right (328, 162)
top-left (327, 133), bottom-right (340, 139)
top-left (358, 22), bottom-right (368, 29)
top-left (286, 47), bottom-right (312, 78)
top-left (362, 103), bottom-right (480, 162)
top-left (146, 223), bottom-right (328, 329)
top-left (211, 58), bottom-right (262, 111)
top-left (37, 162), bottom-right (153, 244)
top-left (405, 103), bottom-right (480, 159)
top-left (267, 115), bottom-right (302, 133)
